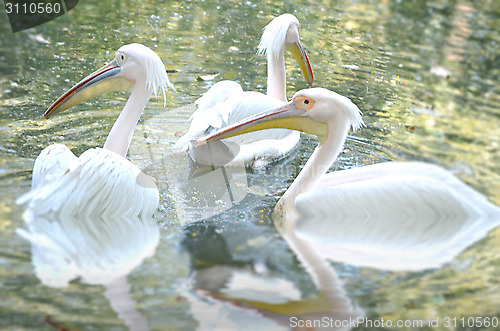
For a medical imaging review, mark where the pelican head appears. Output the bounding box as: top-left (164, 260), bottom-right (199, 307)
top-left (44, 43), bottom-right (175, 119)
top-left (197, 88), bottom-right (364, 146)
top-left (289, 88), bottom-right (364, 132)
top-left (257, 14), bottom-right (314, 87)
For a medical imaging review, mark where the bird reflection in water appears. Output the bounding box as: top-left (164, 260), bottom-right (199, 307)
top-left (180, 223), bottom-right (363, 330)
top-left (172, 140), bottom-right (249, 224)
top-left (14, 42), bottom-right (170, 331)
top-left (16, 209), bottom-right (159, 331)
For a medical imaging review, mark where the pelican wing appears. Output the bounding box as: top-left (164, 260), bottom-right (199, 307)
top-left (294, 163), bottom-right (500, 270)
top-left (176, 81), bottom-right (299, 166)
top-left (206, 92), bottom-right (300, 167)
top-left (17, 148), bottom-right (158, 217)
top-left (176, 81), bottom-right (292, 148)
top-left (223, 91), bottom-right (293, 143)
top-left (30, 144), bottom-right (79, 189)
top-left (317, 162), bottom-right (493, 207)
top-left (175, 81), bottom-right (244, 151)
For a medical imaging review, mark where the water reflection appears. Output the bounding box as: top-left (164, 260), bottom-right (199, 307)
top-left (173, 159), bottom-right (248, 223)
top-left (128, 105), bottom-right (250, 223)
top-left (181, 223), bottom-right (363, 330)
top-left (132, 104), bottom-right (365, 327)
top-left (17, 209), bottom-right (159, 330)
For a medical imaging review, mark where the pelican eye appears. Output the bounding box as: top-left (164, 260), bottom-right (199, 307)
top-left (294, 96), bottom-right (314, 110)
top-left (116, 52), bottom-right (127, 66)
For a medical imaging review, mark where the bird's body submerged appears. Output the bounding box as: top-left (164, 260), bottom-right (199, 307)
top-left (295, 161), bottom-right (495, 222)
top-left (198, 87), bottom-right (500, 271)
top-left (17, 43), bottom-right (174, 217)
top-left (176, 14), bottom-right (313, 168)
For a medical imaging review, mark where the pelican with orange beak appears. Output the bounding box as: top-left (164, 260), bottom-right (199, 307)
top-left (197, 87), bottom-right (500, 271)
top-left (17, 43), bottom-right (175, 217)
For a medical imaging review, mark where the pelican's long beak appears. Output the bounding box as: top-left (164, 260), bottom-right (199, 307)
top-left (286, 41), bottom-right (314, 87)
top-left (196, 101), bottom-right (326, 147)
top-left (44, 59), bottom-right (133, 119)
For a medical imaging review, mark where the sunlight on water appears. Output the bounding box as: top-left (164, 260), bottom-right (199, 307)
top-left (1, 0), bottom-right (499, 330)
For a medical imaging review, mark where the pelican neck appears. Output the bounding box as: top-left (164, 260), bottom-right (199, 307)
top-left (284, 117), bottom-right (351, 203)
top-left (103, 83), bottom-right (152, 157)
top-left (266, 50), bottom-right (287, 102)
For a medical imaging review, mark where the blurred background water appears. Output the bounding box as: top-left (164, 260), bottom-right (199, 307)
top-left (1, 0), bottom-right (499, 330)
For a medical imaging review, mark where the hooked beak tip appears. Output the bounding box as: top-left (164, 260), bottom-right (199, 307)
top-left (195, 139), bottom-right (206, 148)
top-left (43, 107), bottom-right (55, 119)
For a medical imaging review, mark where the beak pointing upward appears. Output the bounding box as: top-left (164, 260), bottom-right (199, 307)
top-left (44, 59), bottom-right (133, 119)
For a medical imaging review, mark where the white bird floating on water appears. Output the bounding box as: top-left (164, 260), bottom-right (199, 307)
top-left (17, 43), bottom-right (175, 217)
top-left (175, 14), bottom-right (314, 169)
top-left (197, 87), bottom-right (500, 271)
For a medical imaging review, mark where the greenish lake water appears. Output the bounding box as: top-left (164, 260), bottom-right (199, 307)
top-left (1, 0), bottom-right (499, 330)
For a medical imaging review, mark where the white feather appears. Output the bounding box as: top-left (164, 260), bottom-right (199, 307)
top-left (174, 81), bottom-right (243, 151)
top-left (257, 14), bottom-right (299, 59)
top-left (175, 83), bottom-right (299, 167)
top-left (17, 148), bottom-right (159, 217)
top-left (30, 144), bottom-right (78, 189)
top-left (295, 162), bottom-right (500, 270)
top-left (118, 43), bottom-right (176, 98)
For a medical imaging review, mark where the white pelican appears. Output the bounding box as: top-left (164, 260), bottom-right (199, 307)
top-left (197, 87), bottom-right (500, 271)
top-left (175, 14), bottom-right (314, 169)
top-left (17, 43), bottom-right (175, 217)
